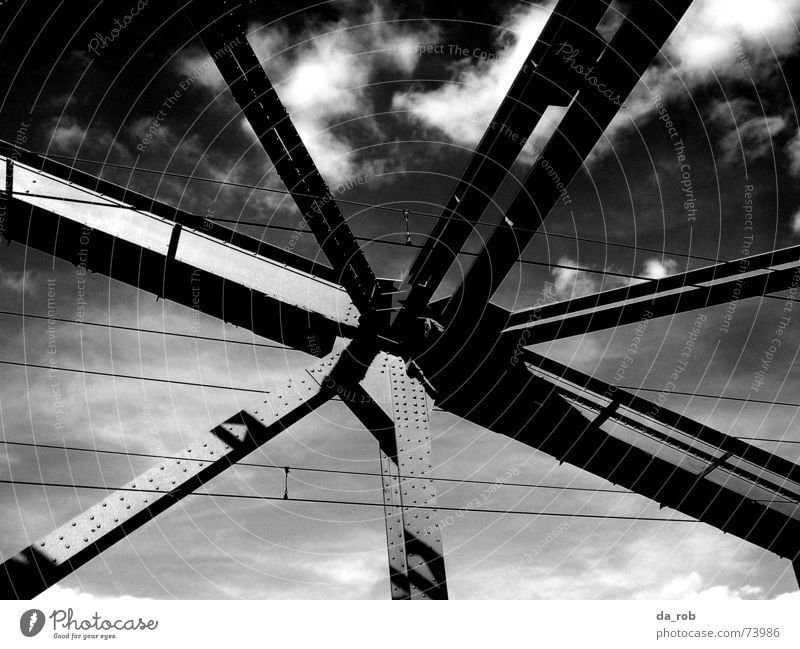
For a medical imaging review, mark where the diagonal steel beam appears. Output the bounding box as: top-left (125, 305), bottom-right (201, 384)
top-left (0, 343), bottom-right (367, 599)
top-left (502, 245), bottom-right (800, 343)
top-left (433, 346), bottom-right (800, 562)
top-left (0, 152), bottom-right (358, 355)
top-left (415, 302), bottom-right (800, 562)
top-left (522, 348), bottom-right (800, 494)
top-left (395, 0), bottom-right (612, 326)
top-left (341, 352), bottom-right (448, 599)
top-left (440, 0), bottom-right (694, 327)
top-left (184, 1), bottom-right (378, 313)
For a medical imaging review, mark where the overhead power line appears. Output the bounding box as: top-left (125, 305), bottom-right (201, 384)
top-left (0, 477), bottom-right (701, 523)
top-left (0, 310), bottom-right (291, 351)
top-left (620, 384), bottom-right (800, 409)
top-left (9, 149), bottom-right (726, 264)
top-left (14, 191), bottom-right (798, 298)
top-left (3, 438), bottom-right (794, 502)
top-left (0, 439), bottom-right (631, 495)
top-left (9, 191), bottom-right (680, 283)
top-left (1, 359), bottom-right (799, 410)
top-left (12, 190), bottom-right (799, 305)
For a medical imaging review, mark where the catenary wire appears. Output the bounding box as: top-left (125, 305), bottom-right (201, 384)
top-left (1, 439), bottom-right (794, 502)
top-left (8, 150), bottom-right (724, 263)
top-left (0, 478), bottom-right (704, 522)
top-left (1, 358), bottom-right (799, 409)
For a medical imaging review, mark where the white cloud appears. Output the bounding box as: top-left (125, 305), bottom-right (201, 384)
top-left (666, 0), bottom-right (800, 80)
top-left (791, 208), bottom-right (800, 235)
top-left (642, 257), bottom-right (679, 279)
top-left (721, 115), bottom-right (788, 163)
top-left (774, 590), bottom-right (800, 601)
top-left (391, 4), bottom-right (555, 148)
top-left (0, 268), bottom-right (37, 294)
top-left (34, 584), bottom-right (151, 603)
top-left (390, 0), bottom-right (800, 163)
top-left (550, 256), bottom-right (634, 300)
top-left (707, 99), bottom-right (789, 163)
top-left (636, 571), bottom-right (769, 600)
top-left (597, 0), bottom-right (800, 157)
top-left (786, 128), bottom-right (800, 176)
top-left (46, 116), bottom-right (127, 160)
top-left (179, 5), bottom-right (438, 185)
top-left (552, 256), bottom-right (603, 299)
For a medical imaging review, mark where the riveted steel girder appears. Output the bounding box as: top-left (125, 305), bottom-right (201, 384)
top-left (343, 353), bottom-right (448, 599)
top-left (397, 0), bottom-right (612, 322)
top-left (418, 304), bottom-right (800, 562)
top-left (0, 344), bottom-right (356, 599)
top-left (0, 153), bottom-right (358, 354)
top-left (183, 1), bottom-right (378, 313)
top-left (441, 0), bottom-right (694, 327)
top-left (502, 247), bottom-right (800, 343)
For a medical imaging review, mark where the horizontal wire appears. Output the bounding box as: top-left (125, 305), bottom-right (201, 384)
top-left (2, 359), bottom-right (799, 412)
top-left (210, 215), bottom-right (664, 282)
top-left (0, 358), bottom-right (268, 393)
top-left (18, 150), bottom-right (723, 264)
top-left (9, 191), bottom-right (668, 283)
top-left (2, 438), bottom-right (792, 504)
top-left (12, 192), bottom-right (796, 302)
top-left (0, 309), bottom-right (292, 351)
top-left (0, 439), bottom-right (630, 495)
top-left (620, 384), bottom-right (800, 408)
top-left (0, 478), bottom-right (702, 522)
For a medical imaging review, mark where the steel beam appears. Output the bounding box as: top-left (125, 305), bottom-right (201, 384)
top-left (342, 353), bottom-right (448, 599)
top-left (396, 0), bottom-right (612, 325)
top-left (441, 0), bottom-right (694, 327)
top-left (415, 302), bottom-right (800, 561)
top-left (0, 153), bottom-right (358, 354)
top-left (183, 1), bottom-right (378, 313)
top-left (522, 348), bottom-right (800, 488)
top-left (435, 352), bottom-right (800, 561)
top-left (0, 344), bottom-right (369, 599)
top-left (502, 253), bottom-right (800, 344)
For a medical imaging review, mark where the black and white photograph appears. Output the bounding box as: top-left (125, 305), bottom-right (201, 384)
top-left (1, 0), bottom-right (800, 643)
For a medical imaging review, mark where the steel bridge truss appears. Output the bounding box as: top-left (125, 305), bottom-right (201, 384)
top-left (3, 0), bottom-right (800, 599)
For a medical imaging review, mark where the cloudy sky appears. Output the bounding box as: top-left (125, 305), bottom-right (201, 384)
top-left (1, 0), bottom-right (800, 600)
